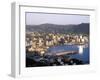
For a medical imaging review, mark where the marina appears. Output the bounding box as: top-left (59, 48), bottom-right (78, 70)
top-left (26, 44), bottom-right (89, 67)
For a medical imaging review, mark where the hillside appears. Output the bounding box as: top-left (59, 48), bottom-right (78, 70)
top-left (26, 23), bottom-right (89, 34)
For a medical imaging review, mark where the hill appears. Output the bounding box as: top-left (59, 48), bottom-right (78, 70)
top-left (26, 23), bottom-right (89, 34)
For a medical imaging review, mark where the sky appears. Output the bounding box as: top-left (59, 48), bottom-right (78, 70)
top-left (26, 12), bottom-right (90, 25)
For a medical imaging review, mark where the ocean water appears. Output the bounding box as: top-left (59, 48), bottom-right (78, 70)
top-left (47, 44), bottom-right (89, 64)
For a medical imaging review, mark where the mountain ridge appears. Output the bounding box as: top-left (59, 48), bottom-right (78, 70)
top-left (26, 23), bottom-right (89, 34)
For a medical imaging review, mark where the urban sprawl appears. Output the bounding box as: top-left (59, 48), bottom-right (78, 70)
top-left (26, 32), bottom-right (89, 56)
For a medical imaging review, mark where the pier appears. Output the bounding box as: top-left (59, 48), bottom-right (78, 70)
top-left (48, 51), bottom-right (78, 56)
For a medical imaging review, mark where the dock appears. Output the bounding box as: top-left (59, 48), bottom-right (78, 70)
top-left (46, 51), bottom-right (78, 56)
top-left (55, 51), bottom-right (78, 56)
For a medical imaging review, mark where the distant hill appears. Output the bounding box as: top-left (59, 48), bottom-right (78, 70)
top-left (26, 23), bottom-right (89, 34)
